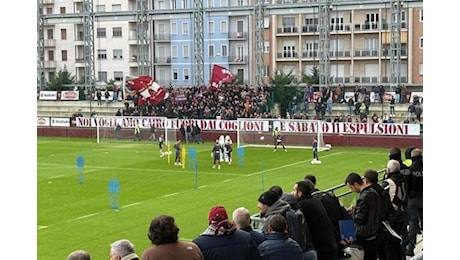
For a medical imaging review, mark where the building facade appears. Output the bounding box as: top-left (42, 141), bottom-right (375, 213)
top-left (37, 0), bottom-right (423, 89)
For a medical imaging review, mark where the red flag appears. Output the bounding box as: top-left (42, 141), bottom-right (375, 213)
top-left (210, 65), bottom-right (234, 90)
top-left (125, 75), bottom-right (168, 105)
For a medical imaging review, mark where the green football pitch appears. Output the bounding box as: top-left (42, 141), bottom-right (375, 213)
top-left (37, 137), bottom-right (390, 260)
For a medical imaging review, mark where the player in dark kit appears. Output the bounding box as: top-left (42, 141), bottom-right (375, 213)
top-left (273, 133), bottom-right (287, 152)
top-left (212, 139), bottom-right (223, 169)
top-left (225, 139), bottom-right (233, 165)
top-left (312, 138), bottom-right (320, 162)
top-left (174, 139), bottom-right (182, 166)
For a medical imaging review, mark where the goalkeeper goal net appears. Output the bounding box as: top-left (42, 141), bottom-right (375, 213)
top-left (236, 118), bottom-right (328, 150)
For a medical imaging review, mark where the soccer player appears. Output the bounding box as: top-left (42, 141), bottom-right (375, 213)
top-left (212, 139), bottom-right (223, 169)
top-left (158, 134), bottom-right (165, 157)
top-left (272, 126), bottom-right (280, 145)
top-left (273, 133), bottom-right (287, 152)
top-left (225, 139), bottom-right (233, 165)
top-left (173, 139), bottom-right (182, 165)
top-left (312, 138), bottom-right (319, 162)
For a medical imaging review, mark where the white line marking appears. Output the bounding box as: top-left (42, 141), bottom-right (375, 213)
top-left (198, 185), bottom-right (208, 189)
top-left (76, 213), bottom-right (99, 220)
top-left (48, 175), bottom-right (64, 179)
top-left (223, 179), bottom-right (233, 182)
top-left (121, 202), bottom-right (141, 208)
top-left (163, 193), bottom-right (178, 197)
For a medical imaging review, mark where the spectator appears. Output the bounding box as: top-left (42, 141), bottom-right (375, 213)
top-left (105, 89), bottom-right (111, 103)
top-left (292, 180), bottom-right (338, 260)
top-left (395, 85), bottom-right (402, 104)
top-left (389, 95), bottom-right (395, 116)
top-left (110, 239), bottom-right (140, 260)
top-left (232, 207), bottom-right (266, 249)
top-left (258, 213), bottom-right (303, 260)
top-left (115, 123), bottom-right (122, 140)
top-left (148, 123), bottom-right (156, 142)
top-left (67, 249), bottom-right (91, 260)
top-left (344, 172), bottom-right (381, 260)
top-left (186, 122), bottom-right (192, 143)
top-left (133, 123), bottom-right (141, 141)
top-left (96, 89), bottom-right (102, 106)
top-left (404, 148), bottom-right (423, 257)
top-left (193, 122), bottom-right (202, 144)
top-left (115, 108), bottom-right (122, 116)
top-left (193, 205), bottom-right (259, 260)
top-left (179, 123), bottom-right (186, 142)
top-left (113, 84), bottom-right (119, 101)
top-left (347, 97), bottom-right (354, 116)
top-left (142, 215), bottom-right (204, 260)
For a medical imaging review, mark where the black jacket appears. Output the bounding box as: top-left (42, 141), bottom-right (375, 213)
top-left (352, 185), bottom-right (381, 240)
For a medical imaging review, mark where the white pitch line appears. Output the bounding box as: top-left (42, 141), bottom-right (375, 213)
top-left (198, 185), bottom-right (208, 189)
top-left (223, 179), bottom-right (233, 182)
top-left (121, 202), bottom-right (141, 208)
top-left (247, 152), bottom-right (342, 176)
top-left (48, 175), bottom-right (65, 179)
top-left (76, 213), bottom-right (99, 220)
top-left (163, 192), bottom-right (179, 197)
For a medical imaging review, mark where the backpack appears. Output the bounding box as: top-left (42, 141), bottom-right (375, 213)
top-left (283, 208), bottom-right (309, 252)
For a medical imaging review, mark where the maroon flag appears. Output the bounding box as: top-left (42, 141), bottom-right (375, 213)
top-left (210, 64), bottom-right (234, 90)
top-left (125, 75), bottom-right (169, 105)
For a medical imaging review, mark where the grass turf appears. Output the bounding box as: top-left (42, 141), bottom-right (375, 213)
top-left (37, 137), bottom-right (389, 259)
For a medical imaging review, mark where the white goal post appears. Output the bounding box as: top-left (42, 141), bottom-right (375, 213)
top-left (236, 118), bottom-right (328, 150)
top-left (95, 116), bottom-right (176, 146)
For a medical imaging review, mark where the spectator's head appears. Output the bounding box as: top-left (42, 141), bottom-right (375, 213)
top-left (411, 148), bottom-right (422, 159)
top-left (110, 239), bottom-right (139, 259)
top-left (257, 190), bottom-right (279, 215)
top-left (364, 169), bottom-right (379, 185)
top-left (147, 215), bottom-right (179, 245)
top-left (388, 147), bottom-right (403, 162)
top-left (386, 160), bottom-right (401, 175)
top-left (67, 250), bottom-right (91, 260)
top-left (232, 207), bottom-right (251, 229)
top-left (404, 147), bottom-right (416, 160)
top-left (208, 206), bottom-right (228, 224)
top-left (268, 185), bottom-right (283, 198)
top-left (268, 213), bottom-right (288, 233)
top-left (292, 180), bottom-right (313, 199)
top-left (304, 174), bottom-right (316, 185)
top-left (345, 172), bottom-right (364, 192)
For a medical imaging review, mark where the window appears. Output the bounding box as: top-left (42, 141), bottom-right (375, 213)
top-left (419, 9), bottom-right (423, 22)
top-left (264, 17), bottom-right (269, 28)
top-left (419, 37), bottom-right (423, 49)
top-left (183, 45), bottom-right (189, 58)
top-left (172, 46), bottom-right (178, 58)
top-left (208, 21), bottom-right (214, 34)
top-left (264, 41), bottom-right (270, 53)
top-left (282, 16), bottom-right (295, 32)
top-left (97, 28), bottom-right (106, 38)
top-left (172, 69), bottom-right (178, 80)
top-left (209, 45), bottom-right (215, 57)
top-left (60, 29), bottom-right (67, 40)
top-left (220, 0), bottom-right (227, 7)
top-left (61, 50), bottom-right (67, 61)
top-left (419, 63), bottom-right (423, 75)
top-left (182, 22), bottom-right (189, 35)
top-left (183, 68), bottom-right (190, 81)
top-left (96, 5), bottom-right (105, 12)
top-left (48, 72), bottom-right (55, 80)
top-left (113, 49), bottom-right (123, 59)
top-left (113, 27), bottom-right (122, 37)
top-left (48, 50), bottom-right (54, 61)
top-left (112, 4), bottom-right (121, 11)
top-left (171, 23), bottom-right (177, 35)
top-left (60, 7), bottom-right (66, 14)
top-left (97, 49), bottom-right (107, 59)
top-left (46, 7), bottom-right (52, 14)
top-left (221, 45), bottom-right (228, 57)
top-left (182, 0), bottom-right (188, 8)
top-left (158, 0), bottom-right (165, 9)
top-left (237, 0), bottom-right (244, 6)
top-left (114, 71), bottom-right (123, 81)
top-left (98, 71), bottom-right (108, 82)
top-left (47, 29), bottom-right (53, 40)
top-left (208, 0), bottom-right (213, 7)
top-left (171, 0), bottom-right (176, 9)
top-left (221, 21), bottom-right (228, 34)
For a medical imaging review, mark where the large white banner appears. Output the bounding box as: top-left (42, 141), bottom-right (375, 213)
top-left (73, 117), bottom-right (421, 136)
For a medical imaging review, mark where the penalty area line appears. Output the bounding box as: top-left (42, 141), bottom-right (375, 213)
top-left (75, 213), bottom-right (99, 220)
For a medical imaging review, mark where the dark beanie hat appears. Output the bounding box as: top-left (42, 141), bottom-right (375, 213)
top-left (258, 191), bottom-right (279, 206)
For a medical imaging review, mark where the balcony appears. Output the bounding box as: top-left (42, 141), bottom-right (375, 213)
top-left (354, 49), bottom-right (379, 57)
top-left (44, 39), bottom-right (56, 48)
top-left (228, 31), bottom-right (248, 40)
top-left (228, 55), bottom-right (248, 64)
top-left (276, 26), bottom-right (299, 34)
top-left (301, 25), bottom-right (318, 33)
top-left (153, 34), bottom-right (171, 41)
top-left (154, 56), bottom-right (171, 64)
top-left (329, 50), bottom-right (351, 58)
top-left (276, 51), bottom-right (299, 59)
top-left (45, 61), bottom-right (56, 69)
top-left (43, 0), bottom-right (55, 4)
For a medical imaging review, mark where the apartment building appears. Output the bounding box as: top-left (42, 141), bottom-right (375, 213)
top-left (37, 0), bottom-right (423, 88)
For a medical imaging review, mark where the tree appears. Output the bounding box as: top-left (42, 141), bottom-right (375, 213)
top-left (45, 68), bottom-right (75, 91)
top-left (269, 69), bottom-right (302, 118)
top-left (302, 66), bottom-right (320, 86)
